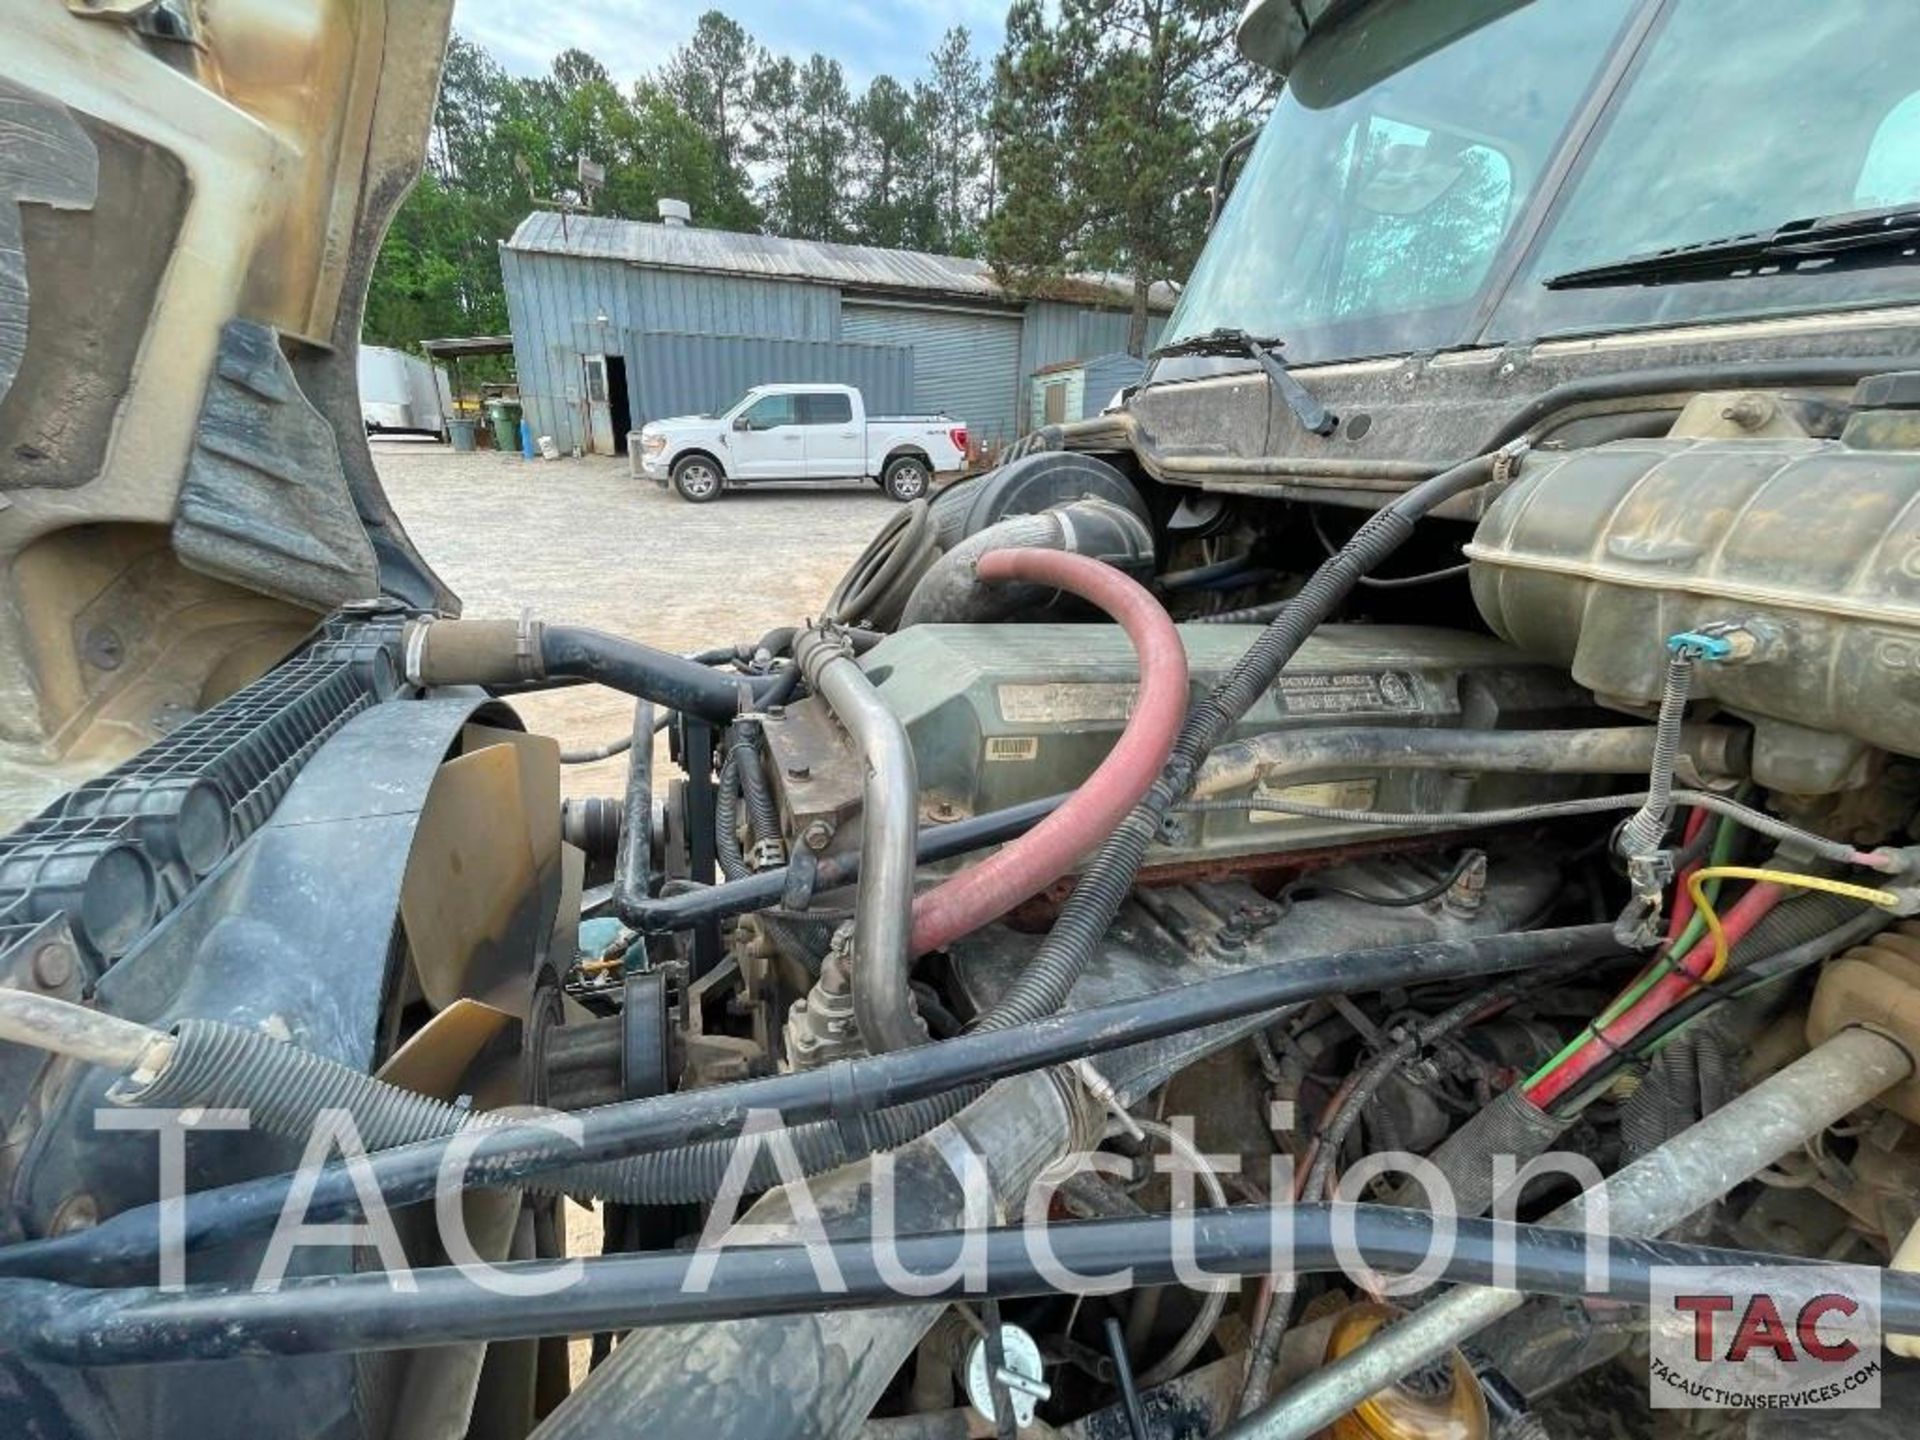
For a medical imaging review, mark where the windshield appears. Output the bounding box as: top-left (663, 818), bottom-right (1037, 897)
top-left (1489, 0), bottom-right (1920, 338)
top-left (1165, 0), bottom-right (1635, 362)
top-left (1166, 0), bottom-right (1920, 365)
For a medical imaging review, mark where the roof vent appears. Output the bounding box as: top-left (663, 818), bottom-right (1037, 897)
top-left (657, 198), bottom-right (692, 227)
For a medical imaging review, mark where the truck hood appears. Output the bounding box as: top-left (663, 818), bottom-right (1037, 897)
top-left (646, 413), bottom-right (728, 431)
top-left (0, 2), bottom-right (456, 821)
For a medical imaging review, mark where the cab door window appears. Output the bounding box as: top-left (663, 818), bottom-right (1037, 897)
top-left (798, 393), bottom-right (853, 425)
top-left (741, 394), bottom-right (797, 429)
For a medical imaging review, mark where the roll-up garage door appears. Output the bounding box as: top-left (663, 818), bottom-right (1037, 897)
top-left (841, 302), bottom-right (1024, 447)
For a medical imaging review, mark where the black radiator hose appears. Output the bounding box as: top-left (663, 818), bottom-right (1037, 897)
top-left (897, 498), bottom-right (1155, 627)
top-left (404, 617), bottom-right (770, 724)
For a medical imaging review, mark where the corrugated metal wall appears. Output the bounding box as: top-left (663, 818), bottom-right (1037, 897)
top-left (841, 302), bottom-right (1024, 446)
top-left (1082, 353), bottom-right (1149, 414)
top-left (1021, 301), bottom-right (1167, 376)
top-left (499, 241), bottom-right (1172, 452)
top-left (500, 246), bottom-right (834, 452)
top-left (624, 331), bottom-right (913, 429)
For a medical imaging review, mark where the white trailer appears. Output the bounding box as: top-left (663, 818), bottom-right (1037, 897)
top-left (358, 345), bottom-right (454, 439)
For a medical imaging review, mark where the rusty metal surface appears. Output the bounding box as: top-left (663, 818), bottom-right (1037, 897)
top-left (760, 694), bottom-right (866, 848)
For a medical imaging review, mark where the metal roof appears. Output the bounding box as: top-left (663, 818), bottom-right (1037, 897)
top-left (420, 334), bottom-right (514, 358)
top-left (504, 212), bottom-right (1176, 312)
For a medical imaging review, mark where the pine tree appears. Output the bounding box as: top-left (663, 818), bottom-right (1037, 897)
top-left (985, 0), bottom-right (1087, 288)
top-left (851, 76), bottom-right (939, 250)
top-left (986, 0), bottom-right (1272, 353)
top-left (924, 28), bottom-right (988, 253)
top-left (663, 11), bottom-right (760, 199)
top-left (750, 54), bottom-right (855, 241)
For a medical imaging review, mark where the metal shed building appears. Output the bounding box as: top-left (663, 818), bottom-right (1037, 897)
top-left (498, 208), bottom-right (1173, 457)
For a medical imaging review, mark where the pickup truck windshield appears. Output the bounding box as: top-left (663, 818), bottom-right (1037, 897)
top-left (1165, 0), bottom-right (1920, 365)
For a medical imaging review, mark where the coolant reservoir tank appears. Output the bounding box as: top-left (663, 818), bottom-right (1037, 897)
top-left (1466, 435), bottom-right (1920, 791)
top-left (1324, 1303), bottom-right (1489, 1440)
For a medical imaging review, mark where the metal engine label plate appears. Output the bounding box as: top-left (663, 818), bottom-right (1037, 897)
top-left (1270, 670), bottom-right (1420, 715)
top-left (996, 672), bottom-right (1422, 725)
top-left (997, 682), bottom-right (1137, 723)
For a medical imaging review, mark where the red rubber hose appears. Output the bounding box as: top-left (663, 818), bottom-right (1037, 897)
top-left (909, 548), bottom-right (1189, 957)
top-left (1665, 807), bottom-right (1713, 942)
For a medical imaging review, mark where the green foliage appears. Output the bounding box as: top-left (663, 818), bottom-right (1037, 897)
top-left (750, 54), bottom-right (858, 240)
top-left (367, 8), bottom-right (1265, 361)
top-left (985, 0), bottom-right (1087, 288)
top-left (365, 32), bottom-right (760, 357)
top-left (986, 0), bottom-right (1273, 352)
top-left (851, 76), bottom-right (939, 251)
top-left (924, 27), bottom-right (990, 254)
top-left (662, 12), bottom-right (758, 188)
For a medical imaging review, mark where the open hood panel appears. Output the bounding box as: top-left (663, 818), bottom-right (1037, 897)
top-left (0, 1), bottom-right (456, 823)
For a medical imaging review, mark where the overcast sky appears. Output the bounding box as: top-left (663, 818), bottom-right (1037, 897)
top-left (452, 0), bottom-right (1010, 90)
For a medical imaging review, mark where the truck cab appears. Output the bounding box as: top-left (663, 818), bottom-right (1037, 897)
top-left (635, 382), bottom-right (967, 502)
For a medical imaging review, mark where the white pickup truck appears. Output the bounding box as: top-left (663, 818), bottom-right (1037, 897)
top-left (634, 384), bottom-right (967, 503)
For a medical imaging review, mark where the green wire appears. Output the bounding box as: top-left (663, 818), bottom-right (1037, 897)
top-left (1522, 810), bottom-right (1741, 1090)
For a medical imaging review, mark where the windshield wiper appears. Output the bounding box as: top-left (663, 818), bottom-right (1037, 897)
top-left (1150, 327), bottom-right (1339, 436)
top-left (1544, 204), bottom-right (1920, 290)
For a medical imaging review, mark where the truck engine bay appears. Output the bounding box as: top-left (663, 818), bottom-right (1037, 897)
top-left (4, 0), bottom-right (1920, 1437)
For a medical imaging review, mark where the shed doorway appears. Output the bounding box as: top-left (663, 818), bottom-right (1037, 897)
top-left (582, 354), bottom-right (632, 456)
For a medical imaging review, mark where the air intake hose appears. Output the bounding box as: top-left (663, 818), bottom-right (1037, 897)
top-left (898, 498), bottom-right (1154, 626)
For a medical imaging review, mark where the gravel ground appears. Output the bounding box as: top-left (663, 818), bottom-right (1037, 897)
top-left (372, 438), bottom-right (898, 800)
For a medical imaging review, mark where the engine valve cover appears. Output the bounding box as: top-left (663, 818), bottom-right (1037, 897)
top-left (764, 623), bottom-right (1594, 869)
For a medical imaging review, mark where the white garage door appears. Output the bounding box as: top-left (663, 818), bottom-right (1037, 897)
top-left (841, 303), bottom-right (1025, 448)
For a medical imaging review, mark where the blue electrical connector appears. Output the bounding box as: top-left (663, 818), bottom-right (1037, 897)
top-left (1666, 630), bottom-right (1735, 662)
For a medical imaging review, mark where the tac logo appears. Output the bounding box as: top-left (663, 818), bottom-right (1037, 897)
top-left (1649, 1265), bottom-right (1882, 1410)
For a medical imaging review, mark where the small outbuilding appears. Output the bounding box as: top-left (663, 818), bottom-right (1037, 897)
top-left (1029, 352), bottom-right (1151, 429)
top-left (498, 203), bottom-right (1173, 457)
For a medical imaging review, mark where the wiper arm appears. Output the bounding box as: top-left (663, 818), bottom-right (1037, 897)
top-left (1150, 327), bottom-right (1339, 436)
top-left (1544, 204), bottom-right (1920, 290)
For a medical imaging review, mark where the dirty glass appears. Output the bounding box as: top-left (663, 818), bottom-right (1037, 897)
top-left (1490, 0), bottom-right (1920, 339)
top-left (1162, 0), bottom-right (1635, 363)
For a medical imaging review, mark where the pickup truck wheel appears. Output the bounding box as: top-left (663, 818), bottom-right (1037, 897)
top-left (882, 455), bottom-right (931, 502)
top-left (672, 456), bottom-right (723, 503)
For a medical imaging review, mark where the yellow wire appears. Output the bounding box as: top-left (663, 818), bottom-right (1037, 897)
top-left (1686, 866), bottom-right (1903, 983)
